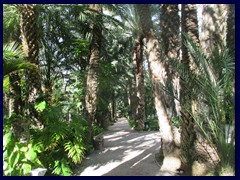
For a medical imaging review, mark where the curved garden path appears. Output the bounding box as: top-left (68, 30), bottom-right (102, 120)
top-left (73, 117), bottom-right (166, 176)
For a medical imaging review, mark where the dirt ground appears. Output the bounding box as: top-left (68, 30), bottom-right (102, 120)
top-left (73, 118), bottom-right (175, 176)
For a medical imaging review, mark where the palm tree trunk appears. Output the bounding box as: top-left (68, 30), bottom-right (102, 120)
top-left (133, 36), bottom-right (145, 130)
top-left (201, 4), bottom-right (228, 57)
top-left (136, 4), bottom-right (181, 172)
top-left (160, 4), bottom-right (180, 118)
top-left (19, 4), bottom-right (42, 125)
top-left (180, 4), bottom-right (199, 174)
top-left (9, 72), bottom-right (23, 116)
top-left (128, 56), bottom-right (138, 121)
top-left (226, 4), bottom-right (235, 145)
top-left (85, 4), bottom-right (102, 143)
top-left (226, 4), bottom-right (235, 56)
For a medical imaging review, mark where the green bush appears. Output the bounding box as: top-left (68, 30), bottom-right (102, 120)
top-left (3, 133), bottom-right (44, 176)
top-left (3, 103), bottom-right (91, 176)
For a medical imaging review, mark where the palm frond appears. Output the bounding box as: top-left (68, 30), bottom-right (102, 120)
top-left (64, 140), bottom-right (85, 164)
top-left (52, 159), bottom-right (72, 176)
top-left (3, 42), bottom-right (38, 76)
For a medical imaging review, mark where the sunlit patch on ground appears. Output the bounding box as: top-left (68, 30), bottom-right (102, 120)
top-left (73, 118), bottom-right (162, 176)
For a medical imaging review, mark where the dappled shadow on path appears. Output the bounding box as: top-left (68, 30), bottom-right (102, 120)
top-left (73, 118), bottom-right (162, 176)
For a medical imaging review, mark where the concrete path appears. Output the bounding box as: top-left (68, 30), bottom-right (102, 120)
top-left (73, 118), bottom-right (163, 176)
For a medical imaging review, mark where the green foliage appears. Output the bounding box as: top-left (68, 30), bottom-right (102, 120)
top-left (3, 4), bottom-right (19, 43)
top-left (3, 42), bottom-right (38, 76)
top-left (93, 125), bottom-right (104, 136)
top-left (171, 116), bottom-right (180, 128)
top-left (52, 159), bottom-right (72, 176)
top-left (145, 117), bottom-right (160, 131)
top-left (3, 133), bottom-right (44, 176)
top-left (3, 76), bottom-right (10, 93)
top-left (29, 104), bottom-right (90, 176)
top-left (34, 101), bottom-right (47, 112)
top-left (4, 103), bottom-right (90, 176)
top-left (73, 38), bottom-right (89, 58)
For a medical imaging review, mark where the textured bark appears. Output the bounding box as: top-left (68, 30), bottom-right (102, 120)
top-left (85, 4), bottom-right (102, 143)
top-left (201, 4), bottom-right (228, 57)
top-left (128, 75), bottom-right (138, 121)
top-left (133, 36), bottom-right (145, 130)
top-left (136, 4), bottom-right (181, 171)
top-left (226, 4), bottom-right (235, 56)
top-left (19, 4), bottom-right (42, 123)
top-left (180, 4), bottom-right (199, 173)
top-left (9, 72), bottom-right (23, 116)
top-left (160, 4), bottom-right (180, 118)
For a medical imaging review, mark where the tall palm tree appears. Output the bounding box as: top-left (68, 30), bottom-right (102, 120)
top-left (159, 4), bottom-right (180, 119)
top-left (85, 4), bottom-right (103, 143)
top-left (136, 4), bottom-right (181, 172)
top-left (180, 4), bottom-right (199, 174)
top-left (19, 4), bottom-right (42, 123)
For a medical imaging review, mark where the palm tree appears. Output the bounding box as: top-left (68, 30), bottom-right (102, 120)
top-left (85, 4), bottom-right (103, 143)
top-left (136, 4), bottom-right (181, 172)
top-left (19, 4), bottom-right (42, 123)
top-left (180, 4), bottom-right (199, 174)
top-left (3, 42), bottom-right (38, 141)
top-left (159, 4), bottom-right (180, 119)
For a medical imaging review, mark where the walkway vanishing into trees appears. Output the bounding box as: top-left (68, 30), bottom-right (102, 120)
top-left (73, 118), bottom-right (173, 176)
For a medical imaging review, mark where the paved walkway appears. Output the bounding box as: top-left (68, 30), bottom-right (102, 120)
top-left (73, 118), bottom-right (163, 176)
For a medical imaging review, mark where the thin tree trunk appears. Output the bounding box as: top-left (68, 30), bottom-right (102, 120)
top-left (85, 4), bottom-right (102, 143)
top-left (136, 4), bottom-right (181, 172)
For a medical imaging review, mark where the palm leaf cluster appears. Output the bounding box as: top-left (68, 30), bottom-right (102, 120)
top-left (3, 42), bottom-right (37, 76)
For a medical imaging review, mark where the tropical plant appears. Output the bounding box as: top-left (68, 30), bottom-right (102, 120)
top-left (30, 103), bottom-right (90, 176)
top-left (3, 132), bottom-right (44, 176)
top-left (189, 40), bottom-right (234, 173)
top-left (3, 42), bottom-right (37, 76)
top-left (3, 4), bottom-right (20, 43)
top-left (168, 33), bottom-right (235, 174)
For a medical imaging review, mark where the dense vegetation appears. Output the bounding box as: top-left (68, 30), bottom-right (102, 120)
top-left (3, 4), bottom-right (235, 176)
